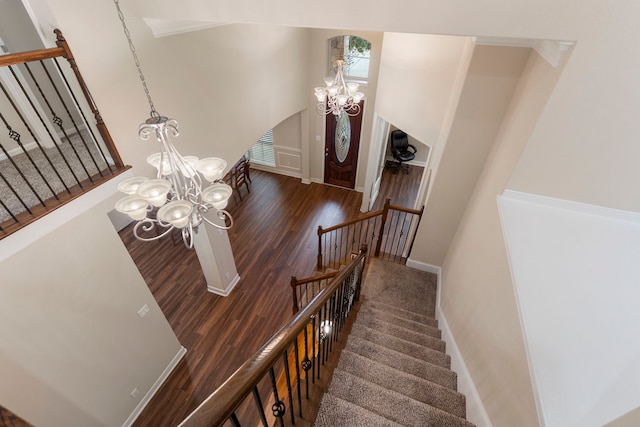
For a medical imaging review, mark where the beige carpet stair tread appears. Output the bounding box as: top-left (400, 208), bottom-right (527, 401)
top-left (359, 305), bottom-right (441, 337)
top-left (364, 300), bottom-right (439, 328)
top-left (361, 260), bottom-right (438, 317)
top-left (337, 350), bottom-right (466, 418)
top-left (353, 314), bottom-right (446, 352)
top-left (345, 335), bottom-right (458, 390)
top-left (327, 370), bottom-right (474, 427)
top-left (314, 258), bottom-right (474, 426)
top-left (351, 324), bottom-right (451, 369)
top-left (314, 393), bottom-right (403, 427)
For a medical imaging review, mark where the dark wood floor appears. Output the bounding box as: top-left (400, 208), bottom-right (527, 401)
top-left (118, 164), bottom-right (423, 427)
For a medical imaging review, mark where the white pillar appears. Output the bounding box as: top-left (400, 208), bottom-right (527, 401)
top-left (192, 211), bottom-right (240, 296)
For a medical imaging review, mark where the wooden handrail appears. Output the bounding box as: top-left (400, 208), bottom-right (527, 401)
top-left (291, 271), bottom-right (338, 287)
top-left (316, 200), bottom-right (421, 237)
top-left (179, 245), bottom-right (368, 427)
top-left (387, 203), bottom-right (423, 216)
top-left (290, 271), bottom-right (339, 314)
top-left (318, 209), bottom-right (382, 235)
top-left (0, 47), bottom-right (66, 67)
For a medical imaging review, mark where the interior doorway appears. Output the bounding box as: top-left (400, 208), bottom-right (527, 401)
top-left (365, 117), bottom-right (431, 212)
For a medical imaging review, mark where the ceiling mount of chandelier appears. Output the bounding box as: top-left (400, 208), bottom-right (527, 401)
top-left (112, 0), bottom-right (233, 249)
top-left (314, 59), bottom-right (365, 117)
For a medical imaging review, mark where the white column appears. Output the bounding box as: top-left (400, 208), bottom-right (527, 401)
top-left (192, 211), bottom-right (240, 296)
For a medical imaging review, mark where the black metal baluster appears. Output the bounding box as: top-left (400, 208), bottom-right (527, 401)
top-left (334, 287), bottom-right (341, 341)
top-left (293, 335), bottom-right (303, 418)
top-left (30, 62), bottom-right (90, 182)
top-left (396, 211), bottom-right (410, 261)
top-left (8, 65), bottom-right (74, 193)
top-left (0, 105), bottom-right (60, 207)
top-left (390, 211), bottom-right (404, 261)
top-left (52, 58), bottom-right (113, 173)
top-left (38, 60), bottom-right (103, 180)
top-left (0, 158), bottom-right (34, 216)
top-left (311, 312), bottom-right (320, 384)
top-left (0, 196), bottom-right (19, 224)
top-left (252, 386), bottom-right (268, 427)
top-left (339, 227), bottom-right (344, 266)
top-left (229, 413), bottom-right (241, 427)
top-left (269, 367), bottom-right (285, 427)
top-left (302, 318), bottom-right (312, 393)
top-left (316, 309), bottom-right (322, 380)
top-left (321, 302), bottom-right (329, 364)
top-left (327, 293), bottom-right (335, 354)
top-left (339, 280), bottom-right (348, 334)
top-left (21, 62), bottom-right (83, 187)
top-left (282, 351), bottom-right (295, 425)
top-left (371, 217), bottom-right (379, 250)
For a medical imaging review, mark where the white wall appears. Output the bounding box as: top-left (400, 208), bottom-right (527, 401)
top-left (0, 188), bottom-right (183, 426)
top-left (35, 0), bottom-right (311, 182)
top-left (412, 45), bottom-right (531, 266)
top-left (15, 0), bottom-right (640, 425)
top-left (436, 50), bottom-right (566, 426)
top-left (500, 191), bottom-right (640, 427)
top-left (376, 33), bottom-right (470, 148)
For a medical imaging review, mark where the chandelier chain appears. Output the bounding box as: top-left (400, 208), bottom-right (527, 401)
top-left (113, 0), bottom-right (159, 118)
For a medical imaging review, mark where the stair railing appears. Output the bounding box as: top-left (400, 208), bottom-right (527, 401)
top-left (290, 271), bottom-right (338, 314)
top-left (317, 198), bottom-right (423, 271)
top-left (0, 30), bottom-right (127, 239)
top-left (179, 245), bottom-right (368, 427)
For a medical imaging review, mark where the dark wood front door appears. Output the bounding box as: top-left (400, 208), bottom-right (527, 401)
top-left (324, 101), bottom-right (364, 189)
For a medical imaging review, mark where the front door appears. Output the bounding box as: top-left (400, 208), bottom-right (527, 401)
top-left (324, 101), bottom-right (364, 189)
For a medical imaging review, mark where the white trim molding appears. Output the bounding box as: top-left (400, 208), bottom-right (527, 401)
top-left (474, 37), bottom-right (574, 69)
top-left (208, 273), bottom-right (241, 297)
top-left (142, 18), bottom-right (229, 38)
top-left (438, 309), bottom-right (494, 427)
top-left (123, 346), bottom-right (187, 427)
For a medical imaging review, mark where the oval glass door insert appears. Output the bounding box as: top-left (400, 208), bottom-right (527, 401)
top-left (335, 112), bottom-right (351, 163)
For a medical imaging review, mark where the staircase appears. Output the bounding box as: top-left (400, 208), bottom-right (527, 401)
top-left (314, 257), bottom-right (475, 427)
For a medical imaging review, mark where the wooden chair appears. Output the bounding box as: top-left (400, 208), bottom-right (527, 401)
top-left (234, 164), bottom-right (249, 200)
top-left (224, 156), bottom-right (251, 202)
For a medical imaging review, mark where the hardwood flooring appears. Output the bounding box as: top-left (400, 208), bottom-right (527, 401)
top-left (119, 164), bottom-right (424, 427)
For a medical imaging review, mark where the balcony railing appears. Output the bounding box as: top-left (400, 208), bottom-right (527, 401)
top-left (0, 30), bottom-right (127, 238)
top-left (179, 246), bottom-right (368, 427)
top-left (317, 198), bottom-right (423, 270)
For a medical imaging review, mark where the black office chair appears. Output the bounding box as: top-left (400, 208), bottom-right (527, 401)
top-left (390, 130), bottom-right (416, 174)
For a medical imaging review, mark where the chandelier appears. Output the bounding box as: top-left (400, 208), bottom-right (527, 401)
top-left (112, 0), bottom-right (233, 249)
top-left (314, 59), bottom-right (364, 117)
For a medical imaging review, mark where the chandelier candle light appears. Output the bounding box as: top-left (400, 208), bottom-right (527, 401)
top-left (112, 0), bottom-right (233, 249)
top-left (314, 59), bottom-right (364, 117)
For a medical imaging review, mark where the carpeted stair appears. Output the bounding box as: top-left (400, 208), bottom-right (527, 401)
top-left (314, 258), bottom-right (475, 427)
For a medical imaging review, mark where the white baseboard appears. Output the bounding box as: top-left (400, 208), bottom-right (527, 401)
top-left (438, 309), bottom-right (493, 427)
top-left (405, 258), bottom-right (441, 275)
top-left (123, 346), bottom-right (187, 427)
top-left (208, 273), bottom-right (240, 297)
